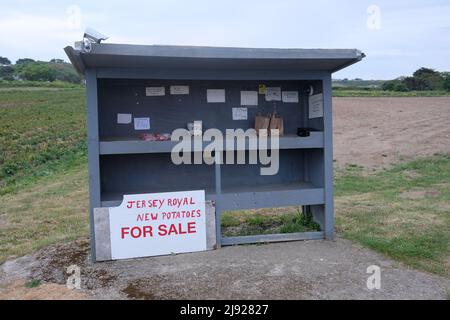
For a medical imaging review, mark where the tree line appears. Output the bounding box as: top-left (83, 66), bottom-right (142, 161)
top-left (0, 56), bottom-right (81, 84)
top-left (382, 68), bottom-right (450, 92)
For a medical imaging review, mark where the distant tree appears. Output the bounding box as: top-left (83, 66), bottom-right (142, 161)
top-left (412, 67), bottom-right (444, 90)
top-left (444, 76), bottom-right (450, 92)
top-left (0, 56), bottom-right (11, 65)
top-left (18, 62), bottom-right (56, 81)
top-left (50, 63), bottom-right (81, 83)
top-left (403, 76), bottom-right (429, 91)
top-left (0, 65), bottom-right (14, 80)
top-left (382, 80), bottom-right (408, 91)
top-left (16, 58), bottom-right (35, 65)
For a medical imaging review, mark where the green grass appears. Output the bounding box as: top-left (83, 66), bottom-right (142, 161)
top-left (0, 80), bottom-right (83, 89)
top-left (0, 87), bottom-right (87, 195)
top-left (221, 208), bottom-right (320, 237)
top-left (335, 154), bottom-right (450, 276)
top-left (25, 279), bottom-right (41, 288)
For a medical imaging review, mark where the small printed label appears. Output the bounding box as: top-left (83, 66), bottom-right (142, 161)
top-left (146, 87), bottom-right (165, 96)
top-left (207, 89), bottom-right (226, 103)
top-left (232, 107), bottom-right (248, 120)
top-left (170, 85), bottom-right (189, 95)
top-left (134, 117), bottom-right (151, 130)
top-left (240, 91), bottom-right (258, 106)
top-left (282, 91), bottom-right (299, 103)
top-left (117, 113), bottom-right (132, 124)
top-left (265, 87), bottom-right (282, 101)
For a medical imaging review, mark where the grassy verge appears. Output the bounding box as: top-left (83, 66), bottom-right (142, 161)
top-left (0, 162), bottom-right (88, 263)
top-left (335, 155), bottom-right (450, 277)
top-left (0, 80), bottom-right (83, 89)
top-left (220, 155), bottom-right (450, 276)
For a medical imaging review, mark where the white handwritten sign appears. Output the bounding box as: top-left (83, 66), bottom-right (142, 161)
top-left (109, 190), bottom-right (206, 260)
top-left (309, 93), bottom-right (324, 119)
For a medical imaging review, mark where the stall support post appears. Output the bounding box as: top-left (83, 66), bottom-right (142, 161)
top-left (322, 74), bottom-right (335, 240)
top-left (86, 68), bottom-right (101, 261)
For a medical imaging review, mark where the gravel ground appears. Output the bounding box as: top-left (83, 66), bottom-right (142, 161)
top-left (1, 238), bottom-right (449, 300)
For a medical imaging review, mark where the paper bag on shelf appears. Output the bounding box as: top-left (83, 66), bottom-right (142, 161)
top-left (255, 113), bottom-right (271, 136)
top-left (269, 113), bottom-right (284, 136)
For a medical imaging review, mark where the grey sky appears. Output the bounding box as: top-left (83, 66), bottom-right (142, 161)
top-left (0, 0), bottom-right (449, 79)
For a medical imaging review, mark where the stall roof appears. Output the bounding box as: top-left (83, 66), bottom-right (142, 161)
top-left (65, 43), bottom-right (365, 76)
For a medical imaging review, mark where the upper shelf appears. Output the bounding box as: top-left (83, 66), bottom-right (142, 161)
top-left (99, 132), bottom-right (324, 155)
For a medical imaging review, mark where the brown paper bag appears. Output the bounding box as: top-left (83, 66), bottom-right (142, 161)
top-left (255, 113), bottom-right (271, 136)
top-left (269, 113), bottom-right (284, 136)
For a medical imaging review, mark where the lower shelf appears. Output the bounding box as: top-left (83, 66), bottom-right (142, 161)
top-left (218, 182), bottom-right (324, 211)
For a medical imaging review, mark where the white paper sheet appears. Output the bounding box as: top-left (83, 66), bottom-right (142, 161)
top-left (170, 85), bottom-right (189, 95)
top-left (309, 93), bottom-right (324, 119)
top-left (207, 89), bottom-right (226, 103)
top-left (265, 87), bottom-right (282, 101)
top-left (282, 91), bottom-right (299, 103)
top-left (146, 87), bottom-right (165, 96)
top-left (232, 107), bottom-right (248, 120)
top-left (117, 113), bottom-right (132, 124)
top-left (240, 91), bottom-right (258, 106)
top-left (134, 117), bottom-right (151, 130)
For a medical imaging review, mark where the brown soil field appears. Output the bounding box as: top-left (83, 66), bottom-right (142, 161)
top-left (333, 97), bottom-right (450, 169)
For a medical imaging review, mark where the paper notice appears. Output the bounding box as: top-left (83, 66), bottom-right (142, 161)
top-left (240, 91), bottom-right (258, 106)
top-left (232, 107), bottom-right (248, 120)
top-left (170, 85), bottom-right (189, 95)
top-left (282, 91), bottom-right (299, 103)
top-left (146, 87), bottom-right (165, 96)
top-left (258, 84), bottom-right (267, 95)
top-left (134, 117), bottom-right (150, 130)
top-left (309, 93), bottom-right (324, 119)
top-left (265, 87), bottom-right (282, 101)
top-left (117, 113), bottom-right (132, 124)
top-left (207, 89), bottom-right (226, 103)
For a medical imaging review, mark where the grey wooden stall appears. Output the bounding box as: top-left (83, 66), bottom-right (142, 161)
top-left (65, 43), bottom-right (364, 260)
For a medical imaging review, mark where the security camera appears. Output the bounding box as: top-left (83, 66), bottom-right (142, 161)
top-left (83, 27), bottom-right (108, 44)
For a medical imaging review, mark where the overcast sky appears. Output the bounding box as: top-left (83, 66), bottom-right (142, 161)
top-left (0, 0), bottom-right (449, 79)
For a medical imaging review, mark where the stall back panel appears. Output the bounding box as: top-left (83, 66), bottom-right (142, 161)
top-left (97, 79), bottom-right (321, 138)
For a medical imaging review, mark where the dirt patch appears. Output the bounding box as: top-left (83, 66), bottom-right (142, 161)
top-left (333, 97), bottom-right (450, 169)
top-left (400, 189), bottom-right (441, 199)
top-left (0, 280), bottom-right (88, 300)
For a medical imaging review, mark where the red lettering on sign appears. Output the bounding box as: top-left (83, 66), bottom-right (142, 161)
top-left (143, 225), bottom-right (153, 237)
top-left (121, 227), bottom-right (129, 239)
top-left (187, 221), bottom-right (196, 234)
